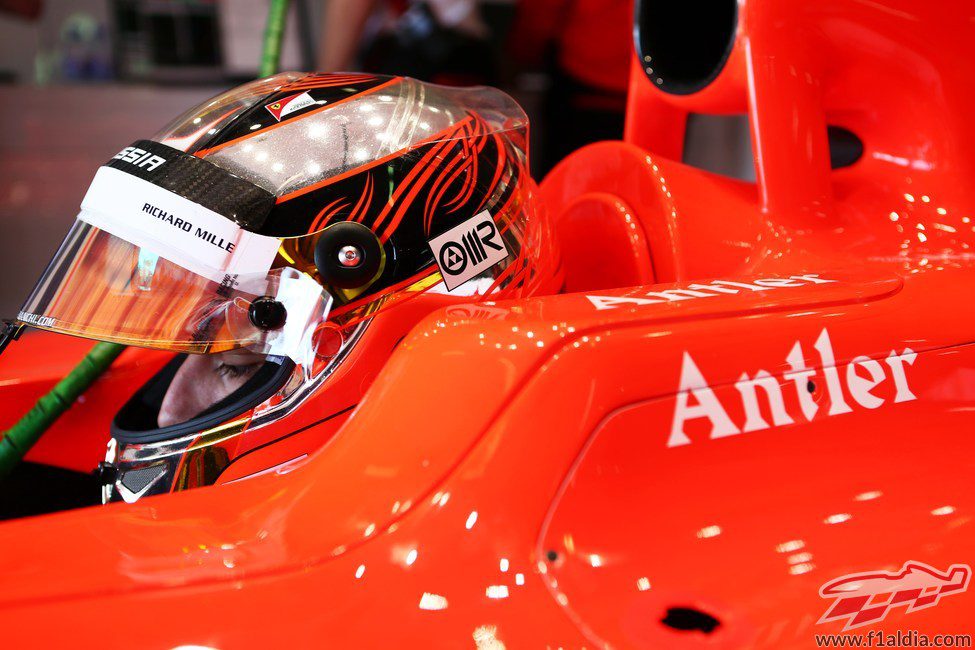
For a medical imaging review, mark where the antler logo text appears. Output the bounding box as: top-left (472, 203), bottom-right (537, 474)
top-left (669, 328), bottom-right (917, 447)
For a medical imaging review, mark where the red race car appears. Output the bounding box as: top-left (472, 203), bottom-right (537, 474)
top-left (0, 0), bottom-right (972, 647)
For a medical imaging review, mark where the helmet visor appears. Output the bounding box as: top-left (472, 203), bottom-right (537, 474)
top-left (16, 141), bottom-right (331, 361)
top-left (17, 219), bottom-right (329, 360)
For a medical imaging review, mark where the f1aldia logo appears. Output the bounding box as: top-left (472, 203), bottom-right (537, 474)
top-left (818, 561), bottom-right (970, 630)
top-left (429, 211), bottom-right (509, 291)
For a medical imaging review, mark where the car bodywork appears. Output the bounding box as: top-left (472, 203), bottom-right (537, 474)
top-left (0, 0), bottom-right (973, 646)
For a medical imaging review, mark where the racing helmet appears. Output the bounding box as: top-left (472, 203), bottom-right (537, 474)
top-left (15, 73), bottom-right (562, 502)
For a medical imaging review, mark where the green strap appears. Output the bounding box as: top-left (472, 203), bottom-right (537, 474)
top-left (260, 0), bottom-right (291, 78)
top-left (0, 342), bottom-right (125, 478)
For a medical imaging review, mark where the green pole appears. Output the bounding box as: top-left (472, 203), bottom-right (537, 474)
top-left (260, 0), bottom-right (291, 78)
top-left (0, 341), bottom-right (125, 478)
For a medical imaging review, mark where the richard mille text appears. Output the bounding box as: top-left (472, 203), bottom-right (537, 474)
top-left (141, 202), bottom-right (235, 253)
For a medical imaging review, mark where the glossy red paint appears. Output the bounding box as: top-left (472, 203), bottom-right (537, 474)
top-left (1, 0), bottom-right (974, 646)
top-left (0, 336), bottom-right (167, 471)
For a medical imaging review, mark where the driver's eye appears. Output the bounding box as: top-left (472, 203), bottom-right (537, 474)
top-left (215, 362), bottom-right (259, 379)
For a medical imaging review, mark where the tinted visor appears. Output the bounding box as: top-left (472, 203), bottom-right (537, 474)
top-left (18, 219), bottom-right (328, 360)
top-left (17, 138), bottom-right (330, 361)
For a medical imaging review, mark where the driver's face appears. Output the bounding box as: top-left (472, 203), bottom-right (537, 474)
top-left (158, 350), bottom-right (264, 428)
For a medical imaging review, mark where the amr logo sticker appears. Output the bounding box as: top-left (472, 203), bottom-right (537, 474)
top-left (818, 561), bottom-right (971, 630)
top-left (429, 210), bottom-right (509, 291)
top-left (668, 328), bottom-right (918, 447)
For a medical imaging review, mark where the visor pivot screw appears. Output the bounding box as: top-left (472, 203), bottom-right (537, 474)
top-left (249, 296), bottom-right (288, 331)
top-left (315, 222), bottom-right (382, 289)
top-left (338, 245), bottom-right (362, 268)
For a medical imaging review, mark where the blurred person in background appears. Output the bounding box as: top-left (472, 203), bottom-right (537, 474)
top-left (509, 0), bottom-right (632, 175)
top-left (317, 0), bottom-right (496, 85)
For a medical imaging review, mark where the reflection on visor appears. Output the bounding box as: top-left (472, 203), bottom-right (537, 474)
top-left (136, 249), bottom-right (159, 291)
top-left (17, 221), bottom-right (330, 363)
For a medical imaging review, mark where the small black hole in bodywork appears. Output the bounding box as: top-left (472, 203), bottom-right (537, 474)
top-left (661, 607), bottom-right (721, 634)
top-left (546, 549), bottom-right (560, 562)
top-left (635, 0), bottom-right (738, 95)
top-left (828, 126), bottom-right (863, 169)
top-left (807, 379), bottom-right (817, 393)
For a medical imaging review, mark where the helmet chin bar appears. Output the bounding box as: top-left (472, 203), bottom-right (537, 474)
top-left (101, 316), bottom-right (369, 504)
